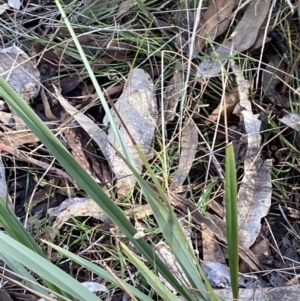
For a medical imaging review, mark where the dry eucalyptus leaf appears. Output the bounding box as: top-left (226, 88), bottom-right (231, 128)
top-left (117, 0), bottom-right (146, 17)
top-left (170, 117), bottom-right (197, 192)
top-left (231, 61), bottom-right (272, 248)
top-left (0, 46), bottom-right (40, 101)
top-left (103, 68), bottom-right (158, 197)
top-left (194, 0), bottom-right (234, 53)
top-left (0, 130), bottom-right (39, 147)
top-left (201, 261), bottom-right (260, 289)
top-left (48, 197), bottom-right (111, 230)
top-left (201, 224), bottom-right (226, 264)
top-left (197, 0), bottom-right (271, 78)
top-left (53, 86), bottom-right (108, 158)
top-left (216, 284), bottom-right (300, 301)
top-left (155, 242), bottom-right (190, 293)
top-left (279, 113), bottom-right (300, 131)
top-left (163, 65), bottom-right (184, 123)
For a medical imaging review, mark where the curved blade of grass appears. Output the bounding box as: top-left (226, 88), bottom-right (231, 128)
top-left (0, 77), bottom-right (189, 299)
top-left (0, 232), bottom-right (102, 301)
top-left (121, 242), bottom-right (180, 301)
top-left (0, 253), bottom-right (48, 295)
top-left (44, 241), bottom-right (157, 301)
top-left (115, 147), bottom-right (219, 301)
top-left (225, 143), bottom-right (239, 299)
top-left (0, 197), bottom-right (45, 256)
top-left (0, 196), bottom-right (70, 298)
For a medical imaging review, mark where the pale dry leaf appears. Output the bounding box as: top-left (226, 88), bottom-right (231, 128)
top-left (170, 117), bottom-right (198, 192)
top-left (53, 86), bottom-right (108, 158)
top-left (103, 68), bottom-right (158, 197)
top-left (155, 242), bottom-right (190, 293)
top-left (81, 281), bottom-right (108, 293)
top-left (201, 261), bottom-right (259, 289)
top-left (231, 61), bottom-right (272, 248)
top-left (195, 0), bottom-right (235, 53)
top-left (0, 130), bottom-right (39, 147)
top-left (215, 284), bottom-right (300, 301)
top-left (48, 197), bottom-right (110, 230)
top-left (279, 113), bottom-right (300, 132)
top-left (197, 0), bottom-right (271, 78)
top-left (0, 3), bottom-right (10, 14)
top-left (8, 0), bottom-right (20, 9)
top-left (117, 0), bottom-right (146, 17)
top-left (0, 46), bottom-right (40, 101)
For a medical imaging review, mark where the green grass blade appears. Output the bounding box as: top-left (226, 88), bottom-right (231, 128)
top-left (225, 143), bottom-right (239, 299)
top-left (0, 253), bottom-right (48, 295)
top-left (0, 76), bottom-right (186, 299)
top-left (0, 232), bottom-right (102, 301)
top-left (0, 196), bottom-right (69, 298)
top-left (0, 196), bottom-right (45, 257)
top-left (115, 146), bottom-right (219, 301)
top-left (44, 241), bottom-right (157, 301)
top-left (121, 243), bottom-right (180, 301)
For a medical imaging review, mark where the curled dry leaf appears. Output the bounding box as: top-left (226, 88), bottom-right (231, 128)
top-left (194, 0), bottom-right (235, 53)
top-left (170, 117), bottom-right (198, 192)
top-left (103, 68), bottom-right (158, 197)
top-left (0, 46), bottom-right (40, 101)
top-left (231, 61), bottom-right (272, 248)
top-left (197, 0), bottom-right (271, 78)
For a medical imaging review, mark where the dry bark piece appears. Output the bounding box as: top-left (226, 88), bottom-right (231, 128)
top-left (170, 117), bottom-right (198, 192)
top-left (0, 46), bottom-right (40, 101)
top-left (103, 68), bottom-right (158, 197)
top-left (231, 61), bottom-right (272, 248)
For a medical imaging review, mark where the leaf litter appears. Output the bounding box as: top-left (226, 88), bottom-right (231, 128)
top-left (1, 0), bottom-right (300, 298)
top-left (231, 61), bottom-right (272, 249)
top-left (197, 0), bottom-right (271, 78)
